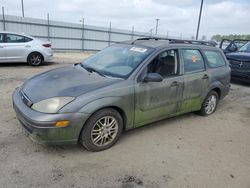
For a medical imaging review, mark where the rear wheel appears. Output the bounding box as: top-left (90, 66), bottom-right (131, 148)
top-left (27, 52), bottom-right (43, 66)
top-left (199, 90), bottom-right (219, 116)
top-left (80, 108), bottom-right (123, 151)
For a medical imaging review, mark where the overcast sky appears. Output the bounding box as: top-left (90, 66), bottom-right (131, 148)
top-left (1, 0), bottom-right (250, 39)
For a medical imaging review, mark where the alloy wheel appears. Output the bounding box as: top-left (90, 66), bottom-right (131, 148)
top-left (91, 116), bottom-right (119, 147)
top-left (205, 95), bottom-right (217, 115)
top-left (29, 54), bottom-right (42, 65)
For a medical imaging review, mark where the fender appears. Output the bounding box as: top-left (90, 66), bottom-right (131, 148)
top-left (78, 97), bottom-right (134, 130)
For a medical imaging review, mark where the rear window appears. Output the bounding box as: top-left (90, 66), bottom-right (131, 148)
top-left (182, 49), bottom-right (205, 73)
top-left (204, 50), bottom-right (225, 68)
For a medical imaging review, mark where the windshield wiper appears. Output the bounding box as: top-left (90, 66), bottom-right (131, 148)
top-left (80, 64), bottom-right (106, 77)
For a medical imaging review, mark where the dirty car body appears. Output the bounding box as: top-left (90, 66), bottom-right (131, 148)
top-left (12, 38), bottom-right (231, 151)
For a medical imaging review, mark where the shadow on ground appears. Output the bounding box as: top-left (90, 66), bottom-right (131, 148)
top-left (0, 61), bottom-right (56, 67)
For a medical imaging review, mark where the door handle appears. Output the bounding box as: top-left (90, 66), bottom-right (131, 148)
top-left (25, 45), bottom-right (31, 48)
top-left (171, 81), bottom-right (181, 87)
top-left (202, 74), bottom-right (209, 79)
top-left (0, 45), bottom-right (4, 48)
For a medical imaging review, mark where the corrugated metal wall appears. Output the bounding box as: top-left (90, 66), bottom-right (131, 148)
top-left (0, 15), bottom-right (175, 51)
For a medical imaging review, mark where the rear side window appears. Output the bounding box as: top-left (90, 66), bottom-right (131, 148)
top-left (6, 34), bottom-right (26, 43)
top-left (182, 49), bottom-right (205, 73)
top-left (24, 37), bottom-right (33, 42)
top-left (204, 50), bottom-right (226, 68)
top-left (0, 33), bottom-right (3, 43)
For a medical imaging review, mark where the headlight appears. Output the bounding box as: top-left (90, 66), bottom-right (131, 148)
top-left (31, 97), bottom-right (75, 113)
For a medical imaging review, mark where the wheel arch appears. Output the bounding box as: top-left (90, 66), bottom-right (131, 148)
top-left (27, 51), bottom-right (44, 62)
top-left (107, 106), bottom-right (127, 130)
top-left (78, 105), bottom-right (128, 141)
top-left (208, 81), bottom-right (224, 100)
top-left (211, 87), bottom-right (221, 99)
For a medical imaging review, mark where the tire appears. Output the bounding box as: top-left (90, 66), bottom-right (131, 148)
top-left (80, 108), bottom-right (123, 151)
top-left (27, 52), bottom-right (44, 66)
top-left (199, 90), bottom-right (219, 116)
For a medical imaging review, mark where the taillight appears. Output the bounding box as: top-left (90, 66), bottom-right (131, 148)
top-left (42, 43), bottom-right (51, 48)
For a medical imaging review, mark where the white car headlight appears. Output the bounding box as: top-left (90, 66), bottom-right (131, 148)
top-left (31, 97), bottom-right (75, 113)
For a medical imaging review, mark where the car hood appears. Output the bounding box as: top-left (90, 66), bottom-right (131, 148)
top-left (226, 52), bottom-right (250, 62)
top-left (22, 65), bottom-right (121, 103)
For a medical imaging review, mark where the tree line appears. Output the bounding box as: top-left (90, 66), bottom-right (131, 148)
top-left (211, 34), bottom-right (250, 41)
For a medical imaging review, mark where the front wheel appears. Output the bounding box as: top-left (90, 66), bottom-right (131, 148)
top-left (80, 108), bottom-right (123, 151)
top-left (27, 52), bottom-right (43, 66)
top-left (199, 91), bottom-right (219, 116)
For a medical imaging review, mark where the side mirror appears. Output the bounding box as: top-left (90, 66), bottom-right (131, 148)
top-left (143, 73), bottom-right (163, 82)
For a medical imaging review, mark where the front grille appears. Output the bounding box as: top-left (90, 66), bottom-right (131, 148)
top-left (229, 59), bottom-right (250, 70)
top-left (20, 90), bottom-right (33, 107)
top-left (229, 59), bottom-right (242, 68)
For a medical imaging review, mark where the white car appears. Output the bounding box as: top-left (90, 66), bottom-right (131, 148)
top-left (0, 31), bottom-right (53, 65)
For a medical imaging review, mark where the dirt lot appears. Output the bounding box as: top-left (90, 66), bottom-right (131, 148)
top-left (0, 52), bottom-right (250, 188)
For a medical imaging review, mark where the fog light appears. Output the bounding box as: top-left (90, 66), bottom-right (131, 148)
top-left (55, 120), bottom-right (69, 127)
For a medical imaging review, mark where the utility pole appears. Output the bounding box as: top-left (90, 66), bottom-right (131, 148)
top-left (155, 18), bottom-right (160, 35)
top-left (21, 0), bottom-right (24, 17)
top-left (196, 0), bottom-right (204, 40)
top-left (108, 22), bottom-right (111, 46)
top-left (47, 13), bottom-right (50, 41)
top-left (2, 6), bottom-right (6, 31)
top-left (80, 18), bottom-right (85, 51)
top-left (131, 26), bottom-right (134, 40)
top-left (150, 29), bottom-right (153, 37)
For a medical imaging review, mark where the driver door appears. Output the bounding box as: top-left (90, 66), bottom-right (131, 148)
top-left (134, 49), bottom-right (184, 127)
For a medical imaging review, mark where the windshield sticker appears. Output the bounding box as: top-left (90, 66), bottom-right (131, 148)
top-left (130, 47), bottom-right (147, 53)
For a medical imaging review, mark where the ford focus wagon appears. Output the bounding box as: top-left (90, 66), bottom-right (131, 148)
top-left (12, 38), bottom-right (231, 151)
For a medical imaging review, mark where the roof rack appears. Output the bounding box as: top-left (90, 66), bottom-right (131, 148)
top-left (131, 37), bottom-right (217, 47)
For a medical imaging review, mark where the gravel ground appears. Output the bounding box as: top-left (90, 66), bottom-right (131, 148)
top-left (0, 52), bottom-right (250, 188)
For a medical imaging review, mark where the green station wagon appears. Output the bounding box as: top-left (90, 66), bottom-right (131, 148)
top-left (13, 38), bottom-right (231, 151)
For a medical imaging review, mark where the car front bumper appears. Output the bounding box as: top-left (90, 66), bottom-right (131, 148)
top-left (12, 88), bottom-right (90, 144)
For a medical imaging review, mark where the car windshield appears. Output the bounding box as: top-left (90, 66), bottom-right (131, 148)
top-left (238, 42), bottom-right (250, 52)
top-left (81, 44), bottom-right (154, 78)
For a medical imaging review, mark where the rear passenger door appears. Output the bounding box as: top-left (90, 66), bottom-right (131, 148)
top-left (179, 49), bottom-right (209, 113)
top-left (0, 33), bottom-right (5, 62)
top-left (4, 34), bottom-right (31, 61)
top-left (203, 50), bottom-right (230, 89)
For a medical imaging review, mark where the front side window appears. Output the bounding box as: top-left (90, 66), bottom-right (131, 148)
top-left (6, 34), bottom-right (26, 43)
top-left (182, 49), bottom-right (205, 73)
top-left (81, 44), bottom-right (154, 78)
top-left (146, 49), bottom-right (178, 78)
top-left (204, 50), bottom-right (225, 68)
